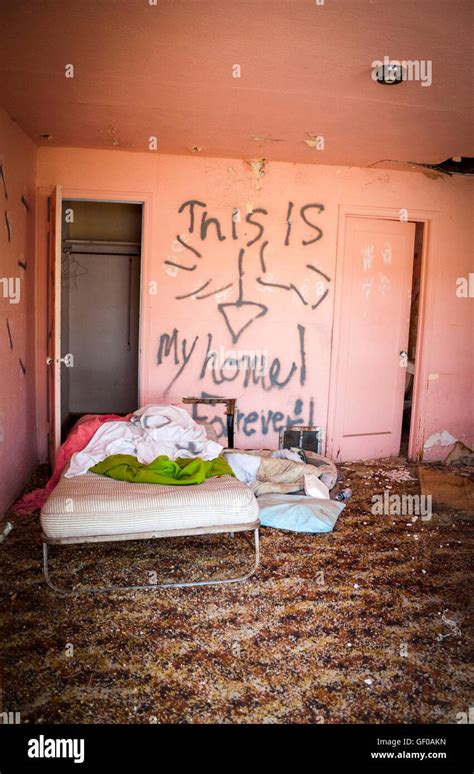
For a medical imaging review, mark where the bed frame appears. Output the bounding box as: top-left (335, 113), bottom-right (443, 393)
top-left (42, 397), bottom-right (260, 595)
top-left (42, 522), bottom-right (260, 596)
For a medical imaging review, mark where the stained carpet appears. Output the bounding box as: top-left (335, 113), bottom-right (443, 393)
top-left (1, 459), bottom-right (472, 724)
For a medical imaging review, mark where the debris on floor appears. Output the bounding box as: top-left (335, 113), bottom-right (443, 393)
top-left (379, 467), bottom-right (417, 482)
top-left (418, 465), bottom-right (474, 515)
top-left (2, 455), bottom-right (472, 724)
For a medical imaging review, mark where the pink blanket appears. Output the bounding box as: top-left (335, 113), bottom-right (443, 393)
top-left (12, 413), bottom-right (131, 515)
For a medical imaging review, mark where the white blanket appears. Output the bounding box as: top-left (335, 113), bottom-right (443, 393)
top-left (66, 405), bottom-right (224, 478)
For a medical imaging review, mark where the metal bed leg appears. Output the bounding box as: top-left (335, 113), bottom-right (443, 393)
top-left (42, 528), bottom-right (260, 596)
top-left (43, 541), bottom-right (68, 596)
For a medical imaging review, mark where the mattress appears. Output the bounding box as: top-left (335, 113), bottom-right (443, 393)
top-left (41, 471), bottom-right (259, 540)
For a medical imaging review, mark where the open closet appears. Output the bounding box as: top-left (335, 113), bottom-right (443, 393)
top-left (60, 200), bottom-right (142, 438)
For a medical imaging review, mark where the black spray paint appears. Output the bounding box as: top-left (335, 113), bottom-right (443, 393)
top-left (157, 324), bottom-right (306, 394)
top-left (191, 392), bottom-right (315, 440)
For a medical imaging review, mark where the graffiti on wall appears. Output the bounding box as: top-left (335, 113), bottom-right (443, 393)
top-left (157, 323), bottom-right (307, 393)
top-left (190, 391), bottom-right (315, 440)
top-left (166, 200), bottom-right (330, 342)
top-left (157, 198), bottom-right (330, 440)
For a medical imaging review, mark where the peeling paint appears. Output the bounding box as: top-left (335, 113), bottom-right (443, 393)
top-left (105, 126), bottom-right (120, 147)
top-left (100, 126), bottom-right (135, 150)
top-left (251, 135), bottom-right (283, 143)
top-left (245, 158), bottom-right (266, 189)
top-left (424, 430), bottom-right (457, 450)
top-left (304, 134), bottom-right (324, 150)
top-left (445, 441), bottom-right (474, 464)
top-left (428, 372), bottom-right (439, 381)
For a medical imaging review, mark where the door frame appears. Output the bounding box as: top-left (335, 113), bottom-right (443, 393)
top-left (35, 187), bottom-right (153, 463)
top-left (326, 204), bottom-right (440, 462)
top-left (46, 185), bottom-right (62, 464)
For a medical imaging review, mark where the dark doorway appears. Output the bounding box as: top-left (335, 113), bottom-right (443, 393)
top-left (60, 200), bottom-right (142, 439)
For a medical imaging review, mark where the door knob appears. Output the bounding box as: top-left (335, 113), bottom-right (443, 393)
top-left (46, 354), bottom-right (74, 367)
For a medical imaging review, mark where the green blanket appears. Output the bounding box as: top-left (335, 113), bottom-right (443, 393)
top-left (90, 454), bottom-right (235, 485)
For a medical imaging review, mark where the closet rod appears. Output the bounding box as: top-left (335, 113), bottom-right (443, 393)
top-left (63, 251), bottom-right (140, 256)
top-left (63, 239), bottom-right (140, 245)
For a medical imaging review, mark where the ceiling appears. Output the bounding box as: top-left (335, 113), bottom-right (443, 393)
top-left (1, 0), bottom-right (472, 169)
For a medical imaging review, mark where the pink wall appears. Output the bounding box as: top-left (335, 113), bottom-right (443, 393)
top-left (36, 148), bottom-right (473, 460)
top-left (0, 108), bottom-right (37, 515)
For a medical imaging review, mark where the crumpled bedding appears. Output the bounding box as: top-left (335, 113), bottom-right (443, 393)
top-left (11, 409), bottom-right (224, 513)
top-left (225, 449), bottom-right (337, 497)
top-left (66, 405), bottom-right (224, 477)
top-left (90, 453), bottom-right (234, 485)
top-left (11, 402), bottom-right (338, 512)
top-left (252, 455), bottom-right (335, 497)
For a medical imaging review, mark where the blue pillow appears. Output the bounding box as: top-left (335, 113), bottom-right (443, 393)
top-left (257, 494), bottom-right (344, 533)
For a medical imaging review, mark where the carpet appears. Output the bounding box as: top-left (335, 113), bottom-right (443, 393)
top-left (1, 460), bottom-right (472, 724)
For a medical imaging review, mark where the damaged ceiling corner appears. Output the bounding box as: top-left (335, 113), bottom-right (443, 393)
top-left (368, 157), bottom-right (474, 178)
